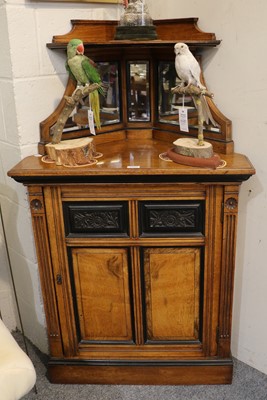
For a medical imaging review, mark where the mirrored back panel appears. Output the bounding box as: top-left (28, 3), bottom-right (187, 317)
top-left (41, 24), bottom-right (233, 155)
top-left (127, 61), bottom-right (150, 122)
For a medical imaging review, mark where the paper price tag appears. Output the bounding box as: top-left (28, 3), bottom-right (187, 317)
top-left (106, 86), bottom-right (113, 105)
top-left (88, 109), bottom-right (96, 135)
top-left (179, 107), bottom-right (189, 132)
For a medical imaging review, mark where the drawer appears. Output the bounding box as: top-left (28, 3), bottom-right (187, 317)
top-left (63, 201), bottom-right (129, 237)
top-left (139, 201), bottom-right (204, 237)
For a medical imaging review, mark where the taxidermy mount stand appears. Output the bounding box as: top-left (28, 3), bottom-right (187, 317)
top-left (43, 83), bottom-right (99, 167)
top-left (167, 84), bottom-right (223, 169)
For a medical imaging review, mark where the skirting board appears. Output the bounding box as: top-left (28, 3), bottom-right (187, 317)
top-left (48, 359), bottom-right (233, 385)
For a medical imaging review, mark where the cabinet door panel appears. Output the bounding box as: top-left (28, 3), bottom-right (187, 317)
top-left (143, 247), bottom-right (201, 342)
top-left (71, 248), bottom-right (133, 343)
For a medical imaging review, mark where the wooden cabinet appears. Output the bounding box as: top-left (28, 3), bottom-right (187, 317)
top-left (8, 19), bottom-right (255, 384)
top-left (8, 144), bottom-right (255, 384)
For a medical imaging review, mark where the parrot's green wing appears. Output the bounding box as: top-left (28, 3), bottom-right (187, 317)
top-left (82, 57), bottom-right (101, 85)
top-left (81, 56), bottom-right (106, 96)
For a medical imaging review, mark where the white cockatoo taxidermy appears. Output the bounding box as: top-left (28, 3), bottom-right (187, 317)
top-left (174, 42), bottom-right (217, 127)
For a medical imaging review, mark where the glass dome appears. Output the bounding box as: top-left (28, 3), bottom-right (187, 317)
top-left (119, 0), bottom-right (153, 27)
top-left (115, 0), bottom-right (157, 40)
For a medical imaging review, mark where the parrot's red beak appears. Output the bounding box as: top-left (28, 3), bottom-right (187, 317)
top-left (76, 43), bottom-right (84, 55)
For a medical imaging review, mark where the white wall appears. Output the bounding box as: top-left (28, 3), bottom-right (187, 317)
top-left (0, 0), bottom-right (266, 375)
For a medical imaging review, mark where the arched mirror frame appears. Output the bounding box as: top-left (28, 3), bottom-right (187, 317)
top-left (39, 19), bottom-right (233, 155)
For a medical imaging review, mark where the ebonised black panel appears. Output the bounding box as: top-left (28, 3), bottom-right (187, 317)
top-left (139, 200), bottom-right (204, 237)
top-left (63, 201), bottom-right (129, 237)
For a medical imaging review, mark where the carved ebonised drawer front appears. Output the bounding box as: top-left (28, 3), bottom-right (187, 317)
top-left (139, 201), bottom-right (204, 237)
top-left (63, 201), bottom-right (129, 237)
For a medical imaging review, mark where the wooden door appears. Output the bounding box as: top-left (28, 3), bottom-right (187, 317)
top-left (142, 247), bottom-right (201, 343)
top-left (71, 247), bottom-right (134, 344)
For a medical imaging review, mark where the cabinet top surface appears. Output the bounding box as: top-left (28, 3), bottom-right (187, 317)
top-left (47, 18), bottom-right (220, 49)
top-left (8, 139), bottom-right (255, 184)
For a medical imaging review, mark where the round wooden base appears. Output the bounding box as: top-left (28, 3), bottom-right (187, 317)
top-left (44, 138), bottom-right (96, 167)
top-left (173, 138), bottom-right (214, 159)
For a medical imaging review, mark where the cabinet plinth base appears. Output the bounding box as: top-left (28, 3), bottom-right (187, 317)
top-left (48, 359), bottom-right (233, 385)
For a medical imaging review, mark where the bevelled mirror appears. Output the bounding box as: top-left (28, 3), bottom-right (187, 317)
top-left (127, 61), bottom-right (150, 122)
top-left (98, 62), bottom-right (120, 126)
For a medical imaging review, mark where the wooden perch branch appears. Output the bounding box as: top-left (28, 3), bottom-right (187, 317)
top-left (51, 83), bottom-right (100, 144)
top-left (193, 95), bottom-right (205, 145)
top-left (171, 84), bottom-right (214, 98)
top-left (171, 84), bottom-right (214, 146)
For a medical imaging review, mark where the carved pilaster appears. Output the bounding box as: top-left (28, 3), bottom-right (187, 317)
top-left (218, 185), bottom-right (240, 357)
top-left (28, 186), bottom-right (63, 357)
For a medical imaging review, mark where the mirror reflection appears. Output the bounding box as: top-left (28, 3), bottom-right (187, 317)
top-left (56, 61), bottom-right (120, 135)
top-left (158, 62), bottom-right (221, 133)
top-left (128, 62), bottom-right (150, 122)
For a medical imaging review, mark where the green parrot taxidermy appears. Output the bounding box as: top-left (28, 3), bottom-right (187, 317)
top-left (66, 38), bottom-right (104, 130)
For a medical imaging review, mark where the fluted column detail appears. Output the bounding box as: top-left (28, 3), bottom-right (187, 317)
top-left (218, 185), bottom-right (240, 357)
top-left (28, 186), bottom-right (63, 357)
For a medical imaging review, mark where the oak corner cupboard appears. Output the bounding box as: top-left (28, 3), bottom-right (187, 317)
top-left (8, 18), bottom-right (255, 385)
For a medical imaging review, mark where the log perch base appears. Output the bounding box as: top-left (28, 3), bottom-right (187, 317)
top-left (165, 138), bottom-right (223, 169)
top-left (43, 138), bottom-right (97, 167)
top-left (173, 138), bottom-right (213, 159)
